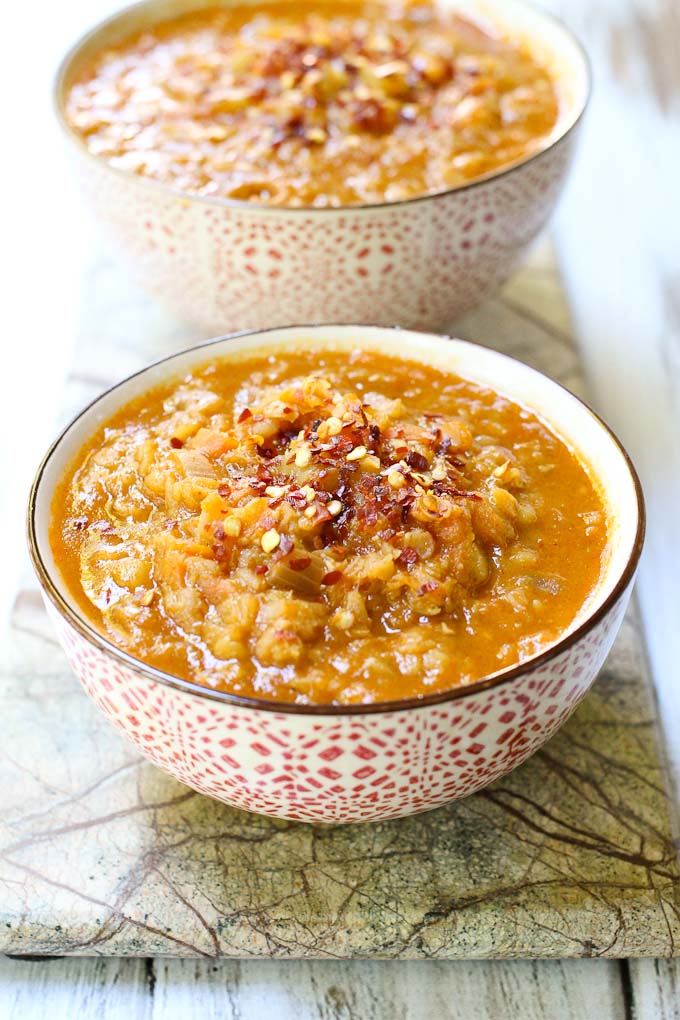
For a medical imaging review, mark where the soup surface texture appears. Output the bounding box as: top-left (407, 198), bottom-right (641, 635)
top-left (51, 348), bottom-right (609, 705)
top-left (65, 0), bottom-right (560, 206)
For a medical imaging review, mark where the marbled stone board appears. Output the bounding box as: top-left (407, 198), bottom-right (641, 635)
top-left (2, 244), bottom-right (679, 959)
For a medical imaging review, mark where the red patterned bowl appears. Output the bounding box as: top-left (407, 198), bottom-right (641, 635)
top-left (54, 0), bottom-right (590, 333)
top-left (28, 326), bottom-right (644, 823)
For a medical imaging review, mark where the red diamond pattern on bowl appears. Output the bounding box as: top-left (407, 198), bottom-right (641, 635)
top-left (44, 586), bottom-right (631, 823)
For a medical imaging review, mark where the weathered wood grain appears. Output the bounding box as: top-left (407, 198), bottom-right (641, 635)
top-left (3, 955), bottom-right (680, 1018)
top-left (150, 958), bottom-right (630, 1019)
top-left (0, 956), bottom-right (628, 1020)
top-left (0, 956), bottom-right (150, 1020)
top-left (630, 960), bottom-right (680, 1020)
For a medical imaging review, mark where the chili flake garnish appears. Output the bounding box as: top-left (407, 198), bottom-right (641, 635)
top-left (395, 547), bottom-right (419, 569)
top-left (289, 556), bottom-right (312, 571)
top-left (405, 451), bottom-right (428, 472)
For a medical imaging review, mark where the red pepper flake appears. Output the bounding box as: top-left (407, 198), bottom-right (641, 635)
top-left (359, 508), bottom-right (380, 527)
top-left (214, 525), bottom-right (226, 541)
top-left (170, 437), bottom-right (184, 449)
top-left (433, 482), bottom-right (481, 501)
top-left (254, 564), bottom-right (269, 575)
top-left (321, 570), bottom-right (343, 585)
top-left (279, 534), bottom-right (294, 555)
top-left (330, 435), bottom-right (355, 455)
top-left (218, 482), bottom-right (231, 498)
top-left (418, 580), bottom-right (439, 595)
top-left (69, 516), bottom-right (89, 531)
top-left (406, 451), bottom-right (428, 472)
top-left (396, 546), bottom-right (419, 568)
top-left (357, 474), bottom-right (379, 493)
top-left (286, 489), bottom-right (308, 508)
top-left (315, 504), bottom-right (334, 525)
top-left (436, 437), bottom-right (465, 469)
top-left (289, 556), bottom-right (311, 571)
top-left (237, 407), bottom-right (252, 423)
top-left (396, 489), bottom-right (416, 505)
top-left (268, 495), bottom-right (286, 509)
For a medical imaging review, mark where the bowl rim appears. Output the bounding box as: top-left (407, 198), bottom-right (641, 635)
top-left (27, 324), bottom-right (645, 716)
top-left (52, 0), bottom-right (592, 215)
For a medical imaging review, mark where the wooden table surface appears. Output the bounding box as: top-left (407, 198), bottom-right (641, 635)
top-left (2, 0), bottom-right (679, 1015)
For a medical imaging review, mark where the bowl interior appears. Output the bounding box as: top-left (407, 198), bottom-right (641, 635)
top-left (55, 0), bottom-right (590, 195)
top-left (32, 326), bottom-right (641, 669)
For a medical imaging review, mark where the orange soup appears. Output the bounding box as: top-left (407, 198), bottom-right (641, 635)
top-left (65, 0), bottom-right (560, 206)
top-left (50, 349), bottom-right (609, 705)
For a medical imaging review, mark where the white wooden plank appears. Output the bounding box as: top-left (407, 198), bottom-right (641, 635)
top-left (546, 1), bottom-right (680, 1008)
top-left (629, 959), bottom-right (680, 1020)
top-left (0, 957), bottom-right (151, 1020)
top-left (0, 956), bottom-right (628, 1020)
top-left (547, 0), bottom-right (680, 800)
top-left (150, 959), bottom-right (626, 1020)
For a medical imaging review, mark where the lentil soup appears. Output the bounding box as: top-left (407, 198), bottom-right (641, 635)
top-left (64, 0), bottom-right (561, 206)
top-left (51, 349), bottom-right (609, 705)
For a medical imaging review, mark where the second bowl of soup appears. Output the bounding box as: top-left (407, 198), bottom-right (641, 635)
top-left (56, 0), bottom-right (589, 330)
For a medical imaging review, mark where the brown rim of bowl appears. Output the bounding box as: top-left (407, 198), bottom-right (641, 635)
top-left (52, 0), bottom-right (592, 215)
top-left (27, 324), bottom-right (646, 716)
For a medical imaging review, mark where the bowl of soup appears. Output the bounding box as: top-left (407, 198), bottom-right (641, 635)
top-left (28, 325), bottom-right (644, 823)
top-left (55, 0), bottom-right (590, 331)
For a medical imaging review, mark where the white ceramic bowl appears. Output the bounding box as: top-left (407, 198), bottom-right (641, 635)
top-left (28, 325), bottom-right (644, 823)
top-left (54, 0), bottom-right (590, 332)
